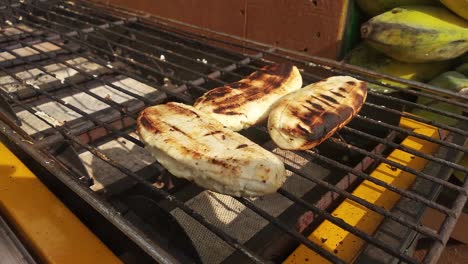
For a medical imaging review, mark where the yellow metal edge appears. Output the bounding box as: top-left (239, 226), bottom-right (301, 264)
top-left (284, 118), bottom-right (441, 264)
top-left (0, 142), bottom-right (122, 264)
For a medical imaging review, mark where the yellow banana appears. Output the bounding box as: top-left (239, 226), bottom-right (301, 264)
top-left (345, 43), bottom-right (452, 93)
top-left (440, 0), bottom-right (468, 20)
top-left (356, 0), bottom-right (440, 16)
top-left (361, 6), bottom-right (468, 63)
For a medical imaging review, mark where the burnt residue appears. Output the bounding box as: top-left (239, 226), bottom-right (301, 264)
top-left (346, 81), bottom-right (356, 86)
top-left (166, 103), bottom-right (200, 118)
top-left (138, 114), bottom-right (161, 134)
top-left (197, 87), bottom-right (232, 102)
top-left (229, 82), bottom-right (249, 88)
top-left (306, 100), bottom-right (325, 110)
top-left (222, 111), bottom-right (242, 116)
top-left (209, 158), bottom-right (235, 171)
top-left (169, 125), bottom-right (187, 136)
top-left (310, 95), bottom-right (333, 107)
top-left (386, 165), bottom-right (398, 171)
top-left (277, 78), bottom-right (367, 149)
top-left (331, 91), bottom-right (346, 98)
top-left (320, 94), bottom-right (339, 104)
top-left (179, 145), bottom-right (203, 160)
top-left (204, 130), bottom-right (222, 136)
top-left (296, 124), bottom-right (310, 134)
top-left (301, 104), bottom-right (320, 115)
top-left (236, 144), bottom-right (248, 149)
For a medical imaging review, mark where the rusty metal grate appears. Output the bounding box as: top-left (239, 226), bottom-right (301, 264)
top-left (0, 1), bottom-right (467, 263)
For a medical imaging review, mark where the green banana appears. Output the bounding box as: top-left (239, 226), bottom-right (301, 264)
top-left (361, 6), bottom-right (468, 63)
top-left (356, 0), bottom-right (440, 16)
top-left (345, 43), bottom-right (452, 93)
top-left (440, 0), bottom-right (468, 20)
top-left (412, 71), bottom-right (468, 125)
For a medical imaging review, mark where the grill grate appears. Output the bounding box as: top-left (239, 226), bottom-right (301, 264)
top-left (0, 1), bottom-right (467, 263)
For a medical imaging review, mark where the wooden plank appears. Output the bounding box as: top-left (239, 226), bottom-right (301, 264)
top-left (97, 0), bottom-right (349, 59)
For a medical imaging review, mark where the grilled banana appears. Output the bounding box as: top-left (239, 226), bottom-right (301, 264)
top-left (194, 63), bottom-right (302, 131)
top-left (137, 102), bottom-right (286, 197)
top-left (361, 6), bottom-right (468, 63)
top-left (268, 76), bottom-right (367, 150)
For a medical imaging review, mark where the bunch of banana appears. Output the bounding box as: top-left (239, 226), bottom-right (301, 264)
top-left (361, 6), bottom-right (468, 63)
top-left (440, 0), bottom-right (468, 20)
top-left (356, 0), bottom-right (440, 16)
top-left (345, 43), bottom-right (452, 93)
top-left (412, 71), bottom-right (468, 125)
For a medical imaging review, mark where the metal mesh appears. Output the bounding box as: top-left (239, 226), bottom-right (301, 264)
top-left (0, 1), bottom-right (466, 263)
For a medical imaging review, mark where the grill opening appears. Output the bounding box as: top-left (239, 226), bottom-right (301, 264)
top-left (0, 1), bottom-right (467, 263)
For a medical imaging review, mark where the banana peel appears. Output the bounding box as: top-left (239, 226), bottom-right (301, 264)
top-left (361, 6), bottom-right (468, 63)
top-left (412, 71), bottom-right (468, 125)
top-left (345, 43), bottom-right (452, 93)
top-left (356, 0), bottom-right (440, 16)
top-left (441, 0), bottom-right (468, 20)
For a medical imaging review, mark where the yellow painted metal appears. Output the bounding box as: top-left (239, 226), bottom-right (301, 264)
top-left (0, 141), bottom-right (122, 264)
top-left (284, 117), bottom-right (441, 264)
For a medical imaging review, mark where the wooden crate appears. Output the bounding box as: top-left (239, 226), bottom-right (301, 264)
top-left (92, 0), bottom-right (352, 59)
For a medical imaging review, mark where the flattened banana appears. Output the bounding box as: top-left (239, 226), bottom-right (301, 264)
top-left (268, 76), bottom-right (367, 150)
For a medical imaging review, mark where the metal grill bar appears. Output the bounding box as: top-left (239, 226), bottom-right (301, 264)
top-left (0, 48), bottom-right (146, 149)
top-left (59, 3), bottom-right (468, 138)
top-left (4, 0), bottom-right (464, 221)
top-left (58, 2), bottom-right (468, 127)
top-left (15, 9), bottom-right (468, 158)
top-left (274, 189), bottom-right (419, 263)
top-left (0, 44), bottom-right (436, 263)
top-left (18, 2), bottom-right (468, 127)
top-left (24, 1), bottom-right (468, 127)
top-left (0, 48), bottom-right (438, 264)
top-left (342, 127), bottom-right (468, 175)
top-left (1, 2), bottom-right (467, 264)
top-left (112, 2), bottom-right (468, 102)
top-left (327, 137), bottom-right (466, 191)
top-left (42, 5), bottom-right (250, 81)
top-left (305, 149), bottom-right (454, 216)
top-left (96, 0), bottom-right (468, 110)
top-left (1, 95), bottom-right (270, 263)
top-left (7, 0), bottom-right (460, 217)
top-left (4, 23), bottom-right (267, 149)
top-left (9, 15), bottom-right (466, 186)
top-left (0, 17), bottom-right (349, 264)
top-left (423, 175), bottom-right (468, 263)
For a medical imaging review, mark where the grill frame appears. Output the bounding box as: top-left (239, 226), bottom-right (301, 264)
top-left (0, 1), bottom-right (467, 263)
